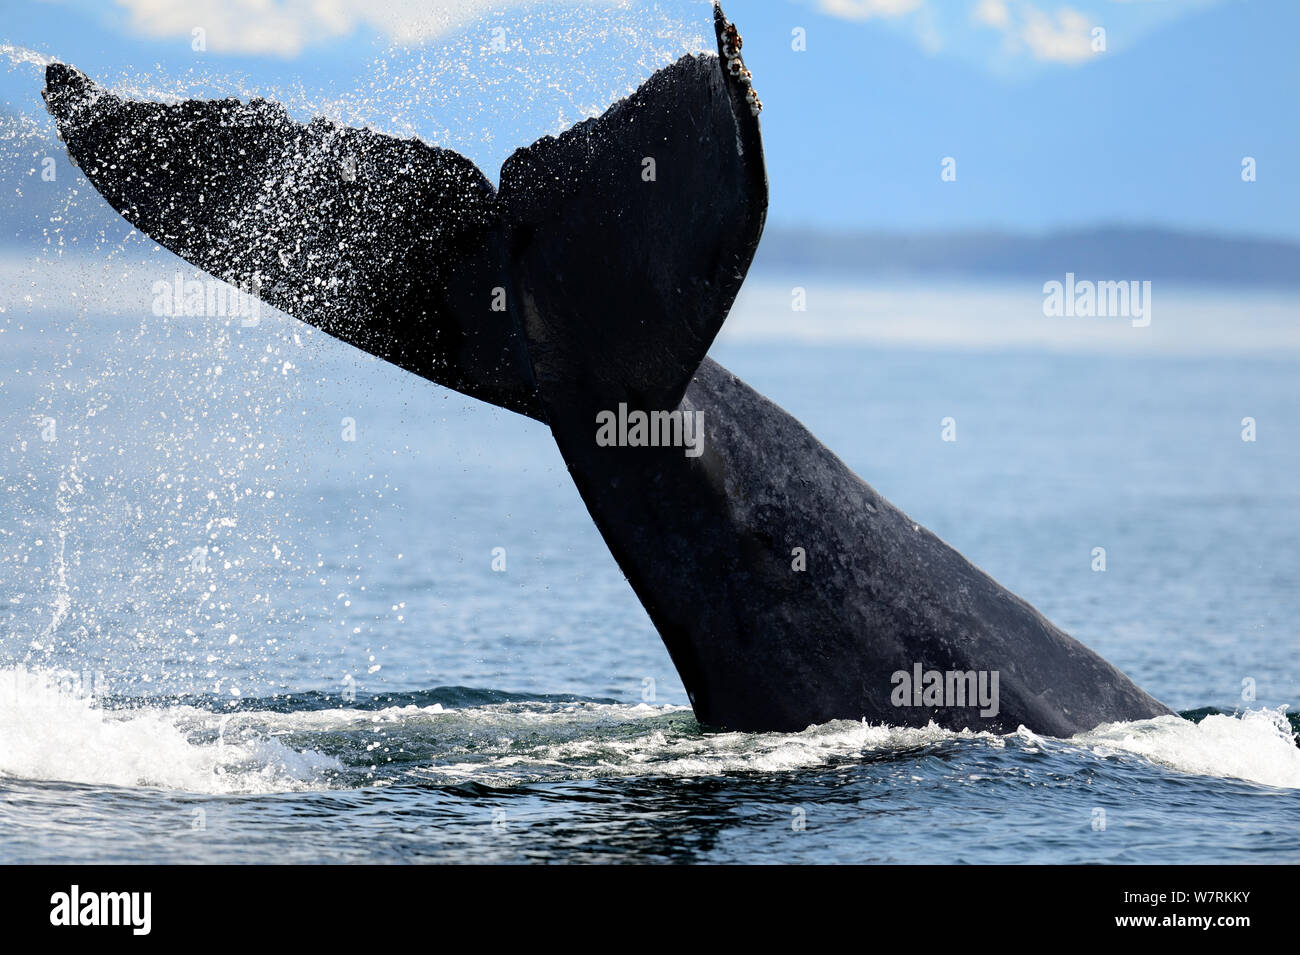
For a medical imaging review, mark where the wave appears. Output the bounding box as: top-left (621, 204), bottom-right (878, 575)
top-left (1073, 707), bottom-right (1300, 790)
top-left (0, 667), bottom-right (342, 794)
top-left (0, 666), bottom-right (1295, 794)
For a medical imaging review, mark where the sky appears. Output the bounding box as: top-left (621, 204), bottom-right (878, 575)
top-left (1, 0), bottom-right (1297, 239)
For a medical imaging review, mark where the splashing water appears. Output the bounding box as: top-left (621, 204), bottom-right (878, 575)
top-left (0, 667), bottom-right (342, 793)
top-left (1074, 707), bottom-right (1300, 790)
top-left (0, 1), bottom-right (713, 702)
top-left (0, 44), bottom-right (56, 70)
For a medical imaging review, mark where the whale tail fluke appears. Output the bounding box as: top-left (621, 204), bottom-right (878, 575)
top-left (40, 2), bottom-right (766, 429)
top-left (41, 61), bottom-right (541, 419)
top-left (500, 3), bottom-right (767, 422)
top-left (36, 9), bottom-right (1180, 739)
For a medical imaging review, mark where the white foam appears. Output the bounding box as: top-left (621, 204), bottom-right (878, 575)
top-left (0, 667), bottom-right (342, 793)
top-left (420, 711), bottom-right (982, 785)
top-left (1074, 706), bottom-right (1300, 789)
top-left (4, 664), bottom-right (1294, 792)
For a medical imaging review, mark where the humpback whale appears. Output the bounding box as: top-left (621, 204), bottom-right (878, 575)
top-left (41, 4), bottom-right (1173, 735)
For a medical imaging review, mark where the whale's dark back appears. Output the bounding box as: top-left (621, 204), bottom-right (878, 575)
top-left (544, 356), bottom-right (1174, 734)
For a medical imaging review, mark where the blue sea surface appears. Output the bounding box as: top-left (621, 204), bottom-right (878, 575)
top-left (1, 268), bottom-right (1298, 863)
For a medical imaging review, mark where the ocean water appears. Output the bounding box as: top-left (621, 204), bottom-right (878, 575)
top-left (1, 259), bottom-right (1299, 863)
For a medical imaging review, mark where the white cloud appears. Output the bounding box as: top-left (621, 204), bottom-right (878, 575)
top-left (972, 0), bottom-right (1009, 29)
top-left (968, 1), bottom-right (1103, 64)
top-left (816, 0), bottom-right (1102, 64)
top-left (113, 0), bottom-right (603, 57)
top-left (1019, 6), bottom-right (1097, 62)
top-left (815, 0), bottom-right (923, 21)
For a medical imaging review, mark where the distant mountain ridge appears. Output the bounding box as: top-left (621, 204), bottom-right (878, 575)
top-left (2, 104), bottom-right (1296, 288)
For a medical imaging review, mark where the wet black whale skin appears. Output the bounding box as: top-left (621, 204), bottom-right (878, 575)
top-left (42, 4), bottom-right (1173, 735)
top-left (539, 355), bottom-right (1174, 734)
